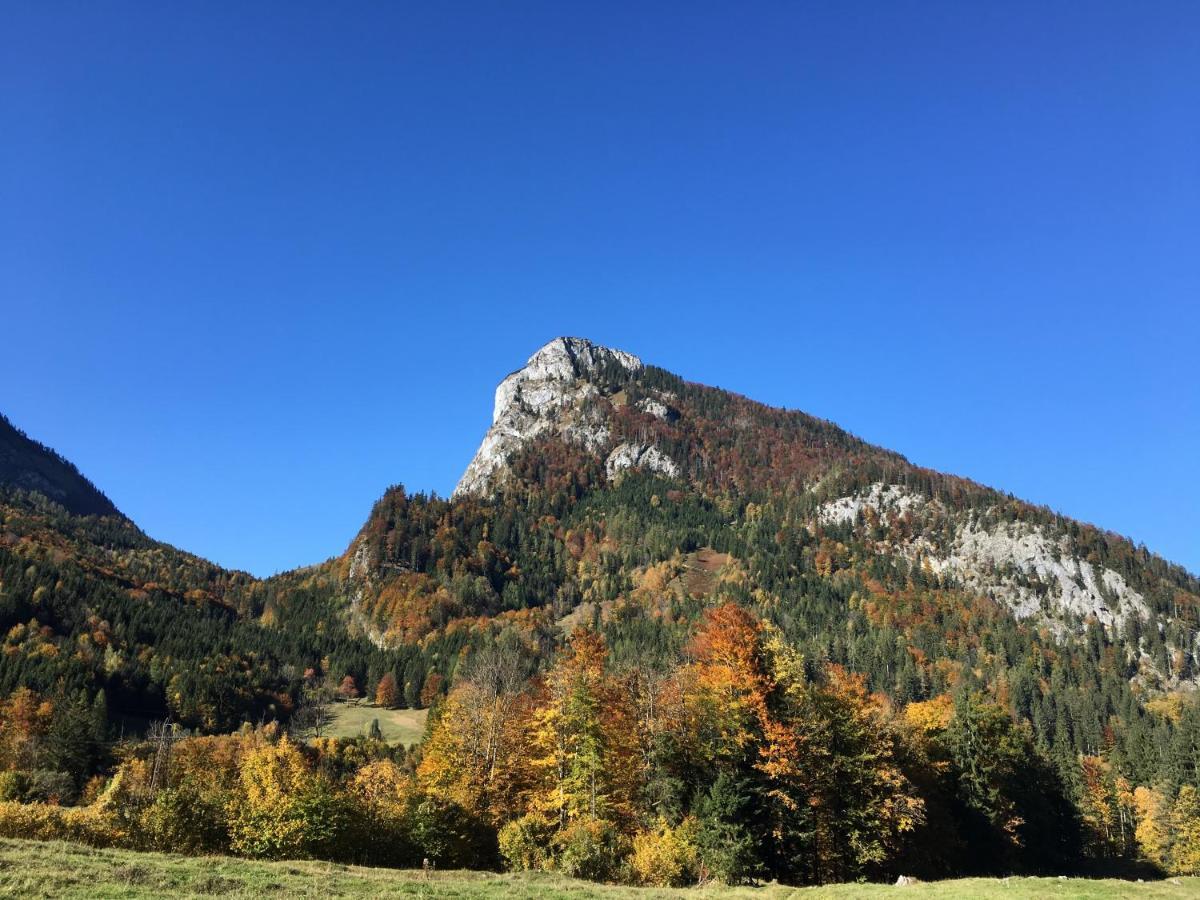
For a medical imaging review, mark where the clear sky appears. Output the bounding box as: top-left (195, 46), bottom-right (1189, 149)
top-left (2, 3), bottom-right (1196, 577)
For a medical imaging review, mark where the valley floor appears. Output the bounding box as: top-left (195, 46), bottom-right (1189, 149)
top-left (0, 839), bottom-right (1195, 899)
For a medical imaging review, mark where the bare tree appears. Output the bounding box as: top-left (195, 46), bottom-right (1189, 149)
top-left (290, 683), bottom-right (335, 740)
top-left (462, 642), bottom-right (526, 789)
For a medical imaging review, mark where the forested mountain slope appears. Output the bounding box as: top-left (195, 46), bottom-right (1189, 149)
top-left (343, 337), bottom-right (1198, 695)
top-left (1, 337), bottom-right (1199, 884)
top-left (0, 415), bottom-right (119, 518)
top-left (0, 417), bottom-right (413, 735)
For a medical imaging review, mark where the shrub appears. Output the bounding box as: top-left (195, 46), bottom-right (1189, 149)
top-left (138, 783), bottom-right (229, 854)
top-left (498, 814), bottom-right (554, 872)
top-left (408, 795), bottom-right (498, 869)
top-left (630, 818), bottom-right (700, 887)
top-left (0, 772), bottom-right (26, 803)
top-left (229, 774), bottom-right (361, 861)
top-left (228, 737), bottom-right (323, 860)
top-left (0, 800), bottom-right (123, 847)
top-left (556, 819), bottom-right (628, 882)
top-left (22, 770), bottom-right (77, 805)
top-left (0, 770), bottom-right (77, 804)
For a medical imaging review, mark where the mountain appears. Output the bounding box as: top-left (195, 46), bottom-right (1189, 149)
top-left (3, 338), bottom-right (1200, 882)
top-left (344, 337), bottom-right (1198, 680)
top-left (303, 336), bottom-right (1200, 878)
top-left (0, 415), bottom-right (120, 517)
top-left (0, 414), bottom-right (412, 733)
top-left (5, 338), bottom-right (1196, 732)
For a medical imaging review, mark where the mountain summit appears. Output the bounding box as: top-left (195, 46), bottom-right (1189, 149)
top-left (454, 337), bottom-right (646, 497)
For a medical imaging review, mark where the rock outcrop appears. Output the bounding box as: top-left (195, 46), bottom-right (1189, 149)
top-left (819, 482), bottom-right (1150, 631)
top-left (605, 442), bottom-right (680, 480)
top-left (454, 337), bottom-right (645, 497)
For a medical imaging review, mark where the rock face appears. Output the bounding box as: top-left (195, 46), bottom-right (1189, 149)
top-left (635, 397), bottom-right (673, 421)
top-left (928, 519), bottom-right (1149, 628)
top-left (819, 482), bottom-right (924, 527)
top-left (453, 337), bottom-right (645, 497)
top-left (605, 442), bottom-right (681, 480)
top-left (819, 482), bottom-right (1149, 631)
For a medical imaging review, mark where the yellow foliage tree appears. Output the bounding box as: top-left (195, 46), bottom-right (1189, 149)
top-left (630, 818), bottom-right (700, 886)
top-left (418, 647), bottom-right (528, 823)
top-left (1171, 785), bottom-right (1200, 875)
top-left (227, 737), bottom-right (351, 860)
top-left (1133, 784), bottom-right (1171, 870)
top-left (525, 629), bottom-right (638, 831)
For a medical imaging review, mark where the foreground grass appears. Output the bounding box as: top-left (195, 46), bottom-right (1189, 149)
top-left (0, 839), bottom-right (1196, 898)
top-left (323, 703), bottom-right (428, 745)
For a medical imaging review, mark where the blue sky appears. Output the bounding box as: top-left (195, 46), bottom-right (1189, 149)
top-left (1, 3), bottom-right (1196, 577)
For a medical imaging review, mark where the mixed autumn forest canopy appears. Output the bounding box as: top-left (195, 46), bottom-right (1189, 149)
top-left (1, 352), bottom-right (1199, 885)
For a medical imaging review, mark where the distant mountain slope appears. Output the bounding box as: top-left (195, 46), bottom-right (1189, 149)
top-left (0, 414), bottom-right (415, 733)
top-left (0, 414), bottom-right (120, 517)
top-left (347, 337), bottom-right (1198, 673)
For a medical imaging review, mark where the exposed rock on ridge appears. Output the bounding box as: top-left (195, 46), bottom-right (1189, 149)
top-left (819, 482), bottom-right (1151, 632)
top-left (453, 337), bottom-right (646, 497)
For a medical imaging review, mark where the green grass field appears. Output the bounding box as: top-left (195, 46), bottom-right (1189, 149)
top-left (322, 703), bottom-right (427, 745)
top-left (0, 839), bottom-right (1196, 899)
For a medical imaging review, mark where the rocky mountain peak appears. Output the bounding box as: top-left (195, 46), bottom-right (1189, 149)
top-left (454, 337), bottom-right (645, 497)
top-left (489, 337), bottom-right (642, 422)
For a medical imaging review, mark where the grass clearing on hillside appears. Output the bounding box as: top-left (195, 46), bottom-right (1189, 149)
top-left (0, 839), bottom-right (1196, 899)
top-left (322, 703), bottom-right (427, 745)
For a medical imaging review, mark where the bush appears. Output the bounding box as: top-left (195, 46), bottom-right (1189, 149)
top-left (289, 777), bottom-right (360, 862)
top-left (0, 772), bottom-right (25, 803)
top-left (631, 818), bottom-right (700, 886)
top-left (498, 814), bottom-right (554, 871)
top-left (22, 770), bottom-right (77, 805)
top-left (0, 800), bottom-right (123, 847)
top-left (227, 739), bottom-right (339, 861)
top-left (0, 770), bottom-right (76, 804)
top-left (556, 819), bottom-right (628, 882)
top-left (228, 775), bottom-right (357, 861)
top-left (138, 783), bottom-right (229, 854)
top-left (408, 795), bottom-right (498, 869)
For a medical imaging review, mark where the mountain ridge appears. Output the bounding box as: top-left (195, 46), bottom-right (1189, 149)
top-left (1, 339), bottom-right (1196, 730)
top-left (0, 413), bottom-right (122, 519)
top-left (339, 338), bottom-right (1197, 690)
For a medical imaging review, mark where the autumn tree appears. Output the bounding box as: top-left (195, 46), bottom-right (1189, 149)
top-left (375, 673), bottom-right (400, 709)
top-left (1078, 755), bottom-right (1134, 858)
top-left (754, 637), bottom-right (924, 883)
top-left (526, 628), bottom-right (638, 832)
top-left (1171, 785), bottom-right (1200, 875)
top-left (0, 688), bottom-right (53, 771)
top-left (1133, 784), bottom-right (1171, 870)
top-left (338, 675), bottom-right (361, 702)
top-left (681, 603), bottom-right (768, 768)
top-left (419, 644), bottom-right (528, 822)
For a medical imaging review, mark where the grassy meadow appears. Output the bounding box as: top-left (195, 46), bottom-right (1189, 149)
top-left (0, 838), bottom-right (1196, 899)
top-left (322, 702), bottom-right (427, 745)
